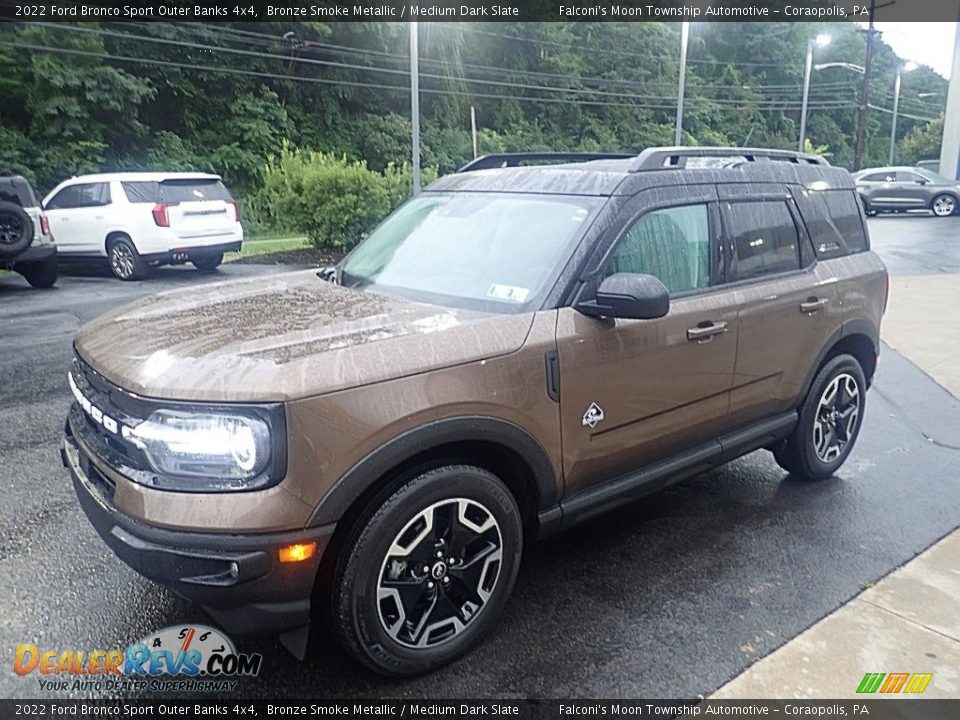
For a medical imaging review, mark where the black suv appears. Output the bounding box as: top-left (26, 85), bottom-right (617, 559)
top-left (0, 171), bottom-right (57, 288)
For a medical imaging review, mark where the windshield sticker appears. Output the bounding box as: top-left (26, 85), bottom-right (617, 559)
top-left (487, 284), bottom-right (530, 303)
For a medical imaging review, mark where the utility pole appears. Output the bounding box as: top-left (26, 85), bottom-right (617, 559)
top-left (674, 22), bottom-right (689, 146)
top-left (470, 106), bottom-right (478, 159)
top-left (853, 0), bottom-right (878, 171)
top-left (410, 22), bottom-right (421, 196)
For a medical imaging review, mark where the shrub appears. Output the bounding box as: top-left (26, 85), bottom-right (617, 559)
top-left (258, 147), bottom-right (435, 250)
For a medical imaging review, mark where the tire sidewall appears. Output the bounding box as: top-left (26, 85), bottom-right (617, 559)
top-left (797, 355), bottom-right (867, 478)
top-left (339, 466), bottom-right (523, 676)
top-left (0, 202), bottom-right (34, 259)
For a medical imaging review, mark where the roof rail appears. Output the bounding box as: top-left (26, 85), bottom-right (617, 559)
top-left (459, 152), bottom-right (633, 173)
top-left (630, 146), bottom-right (829, 172)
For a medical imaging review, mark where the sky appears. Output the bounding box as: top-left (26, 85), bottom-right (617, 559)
top-left (872, 22), bottom-right (957, 78)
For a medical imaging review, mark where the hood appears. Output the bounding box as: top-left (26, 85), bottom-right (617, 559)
top-left (74, 270), bottom-right (535, 402)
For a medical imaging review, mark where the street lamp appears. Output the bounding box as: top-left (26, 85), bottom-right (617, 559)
top-left (889, 61), bottom-right (918, 165)
top-left (410, 22), bottom-right (421, 196)
top-left (799, 34), bottom-right (831, 153)
top-left (674, 21), bottom-right (689, 146)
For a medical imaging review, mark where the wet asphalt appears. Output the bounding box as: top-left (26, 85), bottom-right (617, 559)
top-left (1, 216), bottom-right (959, 699)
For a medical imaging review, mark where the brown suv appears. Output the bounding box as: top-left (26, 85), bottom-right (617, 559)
top-left (62, 147), bottom-right (887, 676)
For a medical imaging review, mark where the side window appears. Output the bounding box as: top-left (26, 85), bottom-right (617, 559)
top-left (896, 171), bottom-right (925, 183)
top-left (803, 190), bottom-right (869, 257)
top-left (862, 172), bottom-right (893, 183)
top-left (45, 185), bottom-right (81, 210)
top-left (122, 181), bottom-right (161, 203)
top-left (727, 201), bottom-right (801, 280)
top-left (603, 204), bottom-right (711, 294)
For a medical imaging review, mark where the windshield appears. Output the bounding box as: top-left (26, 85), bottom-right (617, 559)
top-left (340, 192), bottom-right (603, 312)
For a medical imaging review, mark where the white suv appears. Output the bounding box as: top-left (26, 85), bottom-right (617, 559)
top-left (43, 172), bottom-right (243, 280)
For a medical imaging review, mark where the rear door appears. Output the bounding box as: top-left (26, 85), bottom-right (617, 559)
top-left (556, 185), bottom-right (739, 497)
top-left (160, 178), bottom-right (238, 242)
top-left (722, 188), bottom-right (842, 428)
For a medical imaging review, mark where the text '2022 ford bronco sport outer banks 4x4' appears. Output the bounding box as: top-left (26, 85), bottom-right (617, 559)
top-left (63, 147), bottom-right (887, 676)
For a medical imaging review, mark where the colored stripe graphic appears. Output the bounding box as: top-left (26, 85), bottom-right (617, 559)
top-left (856, 673), bottom-right (885, 693)
top-left (880, 673), bottom-right (909, 693)
top-left (857, 672), bottom-right (933, 694)
top-left (903, 673), bottom-right (933, 694)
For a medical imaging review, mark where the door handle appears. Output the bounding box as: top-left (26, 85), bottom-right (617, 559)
top-left (687, 320), bottom-right (728, 342)
top-left (800, 297), bottom-right (830, 314)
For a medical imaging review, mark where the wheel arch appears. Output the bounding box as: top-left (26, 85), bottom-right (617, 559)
top-left (799, 321), bottom-right (879, 404)
top-left (307, 416), bottom-right (558, 533)
top-left (104, 230), bottom-right (134, 254)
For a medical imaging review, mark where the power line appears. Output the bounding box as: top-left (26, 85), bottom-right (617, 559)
top-left (1, 39), bottom-right (859, 115)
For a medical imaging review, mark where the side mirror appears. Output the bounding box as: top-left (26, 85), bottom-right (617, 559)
top-left (916, 178), bottom-right (929, 185)
top-left (576, 273), bottom-right (670, 320)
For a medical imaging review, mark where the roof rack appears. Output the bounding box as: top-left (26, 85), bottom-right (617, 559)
top-left (458, 152), bottom-right (633, 172)
top-left (629, 146), bottom-right (829, 171)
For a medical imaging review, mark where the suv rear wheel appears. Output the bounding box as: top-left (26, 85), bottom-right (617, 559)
top-left (330, 465), bottom-right (523, 677)
top-left (192, 252), bottom-right (223, 272)
top-left (0, 201), bottom-right (33, 259)
top-left (931, 194), bottom-right (957, 217)
top-left (108, 236), bottom-right (147, 281)
top-left (774, 354), bottom-right (866, 481)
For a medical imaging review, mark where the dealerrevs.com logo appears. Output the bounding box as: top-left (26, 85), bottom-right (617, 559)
top-left (14, 625), bottom-right (263, 693)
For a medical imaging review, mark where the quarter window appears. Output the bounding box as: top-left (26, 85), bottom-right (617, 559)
top-left (727, 201), bottom-right (801, 280)
top-left (603, 204), bottom-right (711, 294)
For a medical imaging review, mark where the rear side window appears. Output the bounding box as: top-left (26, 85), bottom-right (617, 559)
top-left (726, 201), bottom-right (801, 280)
top-left (603, 204), bottom-right (711, 294)
top-left (860, 172), bottom-right (894, 183)
top-left (122, 181), bottom-right (161, 203)
top-left (802, 190), bottom-right (868, 256)
top-left (160, 179), bottom-right (232, 203)
top-left (45, 183), bottom-right (111, 210)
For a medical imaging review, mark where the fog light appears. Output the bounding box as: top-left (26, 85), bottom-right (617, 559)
top-left (278, 542), bottom-right (317, 563)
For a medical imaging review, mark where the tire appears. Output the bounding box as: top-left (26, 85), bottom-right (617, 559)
top-left (18, 255), bottom-right (58, 289)
top-left (192, 252), bottom-right (223, 272)
top-left (860, 197), bottom-right (878, 217)
top-left (931, 194), bottom-right (957, 217)
top-left (0, 201), bottom-right (34, 259)
top-left (107, 236), bottom-right (147, 281)
top-left (330, 465), bottom-right (523, 677)
top-left (774, 354), bottom-right (867, 482)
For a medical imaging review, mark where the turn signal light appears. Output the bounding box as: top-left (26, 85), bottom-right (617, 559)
top-left (278, 542), bottom-right (317, 564)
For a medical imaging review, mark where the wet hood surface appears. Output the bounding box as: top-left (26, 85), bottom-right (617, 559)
top-left (74, 270), bottom-right (535, 402)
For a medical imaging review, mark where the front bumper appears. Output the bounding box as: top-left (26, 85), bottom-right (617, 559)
top-left (141, 240), bottom-right (241, 265)
top-left (62, 430), bottom-right (334, 637)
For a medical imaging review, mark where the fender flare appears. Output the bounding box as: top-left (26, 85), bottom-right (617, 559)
top-left (798, 318), bottom-right (880, 403)
top-left (306, 415), bottom-right (559, 527)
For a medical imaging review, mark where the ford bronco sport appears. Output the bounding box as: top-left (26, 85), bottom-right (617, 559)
top-left (63, 147), bottom-right (887, 676)
top-left (0, 171), bottom-right (57, 288)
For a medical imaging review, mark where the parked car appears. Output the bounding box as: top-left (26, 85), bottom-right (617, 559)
top-left (915, 159), bottom-right (940, 174)
top-left (63, 147), bottom-right (887, 677)
top-left (43, 172), bottom-right (242, 280)
top-left (852, 165), bottom-right (960, 217)
top-left (0, 171), bottom-right (58, 288)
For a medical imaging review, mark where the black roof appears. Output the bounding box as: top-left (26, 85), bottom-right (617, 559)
top-left (429, 147), bottom-right (854, 197)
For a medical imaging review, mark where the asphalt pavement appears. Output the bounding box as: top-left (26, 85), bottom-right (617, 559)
top-left (1, 219), bottom-right (958, 699)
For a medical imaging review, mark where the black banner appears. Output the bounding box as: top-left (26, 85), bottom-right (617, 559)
top-left (3, 700), bottom-right (960, 720)
top-left (2, 0), bottom-right (960, 23)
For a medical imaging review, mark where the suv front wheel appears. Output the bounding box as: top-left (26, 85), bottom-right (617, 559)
top-left (330, 465), bottom-right (523, 677)
top-left (774, 354), bottom-right (867, 481)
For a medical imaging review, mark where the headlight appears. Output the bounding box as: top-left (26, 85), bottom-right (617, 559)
top-left (126, 410), bottom-right (271, 484)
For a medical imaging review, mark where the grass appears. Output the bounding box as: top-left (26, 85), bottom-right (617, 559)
top-left (225, 236), bottom-right (309, 262)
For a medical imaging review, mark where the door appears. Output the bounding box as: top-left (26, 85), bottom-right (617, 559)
top-left (557, 193), bottom-right (739, 497)
top-left (894, 170), bottom-right (933, 208)
top-left (44, 182), bottom-right (112, 255)
top-left (722, 196), bottom-right (842, 427)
